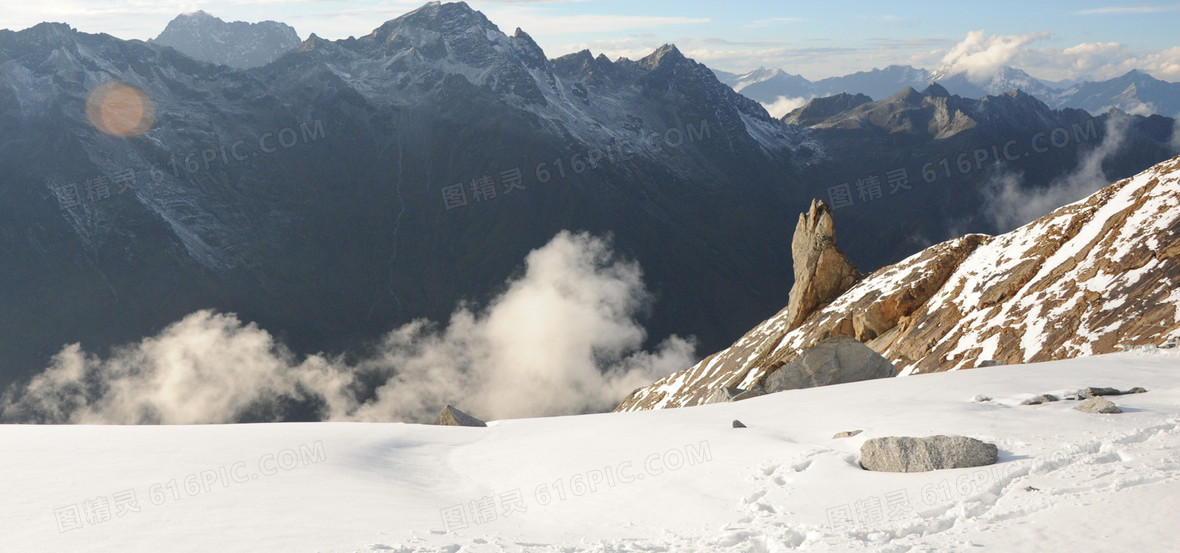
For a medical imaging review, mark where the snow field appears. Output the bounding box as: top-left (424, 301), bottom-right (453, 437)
top-left (2, 349), bottom-right (1178, 552)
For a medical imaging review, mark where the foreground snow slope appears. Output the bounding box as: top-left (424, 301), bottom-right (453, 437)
top-left (3, 350), bottom-right (1179, 552)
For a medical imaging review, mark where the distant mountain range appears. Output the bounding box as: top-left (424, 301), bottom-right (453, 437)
top-left (146, 10), bottom-right (1180, 119)
top-left (715, 65), bottom-right (1180, 118)
top-left (151, 11), bottom-right (301, 69)
top-left (0, 1), bottom-right (1176, 419)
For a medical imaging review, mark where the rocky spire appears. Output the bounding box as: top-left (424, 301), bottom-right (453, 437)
top-left (784, 199), bottom-right (862, 331)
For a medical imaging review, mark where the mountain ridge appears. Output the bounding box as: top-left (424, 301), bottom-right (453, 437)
top-left (716, 64), bottom-right (1180, 117)
top-left (617, 154), bottom-right (1180, 411)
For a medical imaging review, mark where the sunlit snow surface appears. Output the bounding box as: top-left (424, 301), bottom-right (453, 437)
top-left (3, 350), bottom-right (1179, 552)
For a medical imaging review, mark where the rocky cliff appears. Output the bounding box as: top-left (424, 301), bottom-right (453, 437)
top-left (617, 154), bottom-right (1180, 411)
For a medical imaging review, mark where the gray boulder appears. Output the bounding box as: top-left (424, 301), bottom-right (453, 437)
top-left (977, 360), bottom-right (1006, 368)
top-left (1079, 387), bottom-right (1122, 398)
top-left (1125, 387), bottom-right (1148, 394)
top-left (833, 430), bottom-right (863, 439)
top-left (705, 387), bottom-right (745, 404)
top-left (763, 336), bottom-right (896, 393)
top-left (732, 419), bottom-right (747, 428)
top-left (860, 435), bottom-right (998, 472)
top-left (1074, 397), bottom-right (1123, 414)
top-left (732, 386), bottom-right (767, 401)
top-left (438, 405), bottom-right (488, 427)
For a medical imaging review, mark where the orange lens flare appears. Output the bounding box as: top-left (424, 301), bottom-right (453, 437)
top-left (85, 82), bottom-right (156, 137)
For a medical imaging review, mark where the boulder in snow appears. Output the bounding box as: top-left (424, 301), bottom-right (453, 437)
top-left (1074, 397), bottom-right (1123, 414)
top-left (833, 430), bottom-right (863, 439)
top-left (860, 435), bottom-right (998, 472)
top-left (763, 336), bottom-right (896, 393)
top-left (1079, 386), bottom-right (1122, 398)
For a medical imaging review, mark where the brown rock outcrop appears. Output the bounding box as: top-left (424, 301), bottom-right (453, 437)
top-left (784, 200), bottom-right (863, 332)
top-left (616, 155), bottom-right (1180, 412)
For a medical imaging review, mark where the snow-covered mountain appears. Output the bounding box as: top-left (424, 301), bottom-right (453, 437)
top-left (1057, 70), bottom-right (1180, 117)
top-left (152, 11), bottom-right (301, 69)
top-left (712, 65), bottom-right (933, 105)
top-left (713, 67), bottom-right (804, 93)
top-left (618, 154), bottom-right (1180, 411)
top-left (931, 66), bottom-right (1063, 104)
top-left (811, 65), bottom-right (934, 100)
top-left (717, 63), bottom-right (1179, 117)
top-left (3, 349), bottom-right (1178, 551)
top-left (0, 1), bottom-right (812, 393)
top-left (1, 1), bottom-right (1175, 417)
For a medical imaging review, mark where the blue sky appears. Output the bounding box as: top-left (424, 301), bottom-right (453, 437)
top-left (4, 1), bottom-right (1179, 81)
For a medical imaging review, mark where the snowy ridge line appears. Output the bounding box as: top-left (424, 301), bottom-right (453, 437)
top-left (618, 154), bottom-right (1180, 412)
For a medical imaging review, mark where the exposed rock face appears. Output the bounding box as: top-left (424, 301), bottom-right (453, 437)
top-left (860, 436), bottom-right (998, 472)
top-left (762, 336), bottom-right (896, 392)
top-left (1075, 397), bottom-right (1123, 414)
top-left (784, 200), bottom-right (863, 332)
top-left (615, 232), bottom-right (982, 411)
top-left (438, 405), bottom-right (487, 427)
top-left (782, 92), bottom-right (873, 127)
top-left (616, 155), bottom-right (1180, 413)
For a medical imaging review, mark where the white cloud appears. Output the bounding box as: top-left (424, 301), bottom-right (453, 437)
top-left (761, 95), bottom-right (808, 118)
top-left (983, 114), bottom-right (1131, 231)
top-left (939, 30), bottom-right (1050, 83)
top-left (0, 231), bottom-right (696, 424)
top-left (1171, 117), bottom-right (1180, 152)
top-left (1075, 4), bottom-right (1180, 15)
top-left (1027, 43), bottom-right (1180, 82)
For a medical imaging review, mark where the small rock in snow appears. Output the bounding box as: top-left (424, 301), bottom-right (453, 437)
top-left (1074, 396), bottom-right (1123, 414)
top-left (832, 430), bottom-right (863, 439)
top-left (732, 420), bottom-right (747, 428)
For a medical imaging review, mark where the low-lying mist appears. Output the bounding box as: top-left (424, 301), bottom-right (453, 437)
top-left (0, 231), bottom-right (696, 424)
